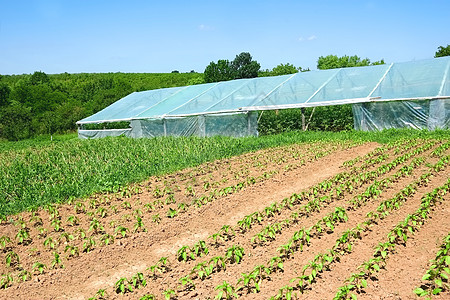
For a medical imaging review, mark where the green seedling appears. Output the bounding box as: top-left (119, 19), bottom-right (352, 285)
top-left (18, 269), bottom-right (32, 282)
top-left (162, 289), bottom-right (176, 300)
top-left (225, 245), bottom-right (244, 264)
top-left (133, 216), bottom-right (146, 233)
top-left (115, 225), bottom-right (129, 238)
top-left (5, 250), bottom-right (20, 268)
top-left (179, 275), bottom-right (196, 291)
top-left (16, 228), bottom-right (31, 245)
top-left (215, 281), bottom-right (237, 300)
top-left (82, 237), bottom-right (96, 253)
top-left (0, 236), bottom-right (12, 252)
top-left (64, 245), bottom-right (79, 258)
top-left (32, 262), bottom-right (46, 275)
top-left (43, 237), bottom-right (57, 250)
top-left (66, 215), bottom-right (80, 226)
top-left (0, 274), bottom-right (13, 289)
top-left (51, 252), bottom-right (64, 269)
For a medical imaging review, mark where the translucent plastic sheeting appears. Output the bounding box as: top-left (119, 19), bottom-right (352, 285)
top-left (78, 128), bottom-right (132, 139)
top-left (77, 57), bottom-right (450, 137)
top-left (78, 112), bottom-right (258, 139)
top-left (352, 98), bottom-right (450, 131)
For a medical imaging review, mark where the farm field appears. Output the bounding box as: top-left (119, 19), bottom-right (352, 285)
top-left (0, 133), bottom-right (450, 299)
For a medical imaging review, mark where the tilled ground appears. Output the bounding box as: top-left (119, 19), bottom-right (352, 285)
top-left (1, 139), bottom-right (449, 300)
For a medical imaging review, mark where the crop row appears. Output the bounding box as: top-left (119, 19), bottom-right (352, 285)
top-left (0, 141), bottom-right (362, 288)
top-left (96, 140), bottom-right (447, 298)
top-left (81, 139), bottom-right (446, 298)
top-left (268, 164), bottom-right (448, 299)
top-left (1, 138), bottom-right (447, 299)
top-left (414, 232), bottom-right (450, 298)
top-left (334, 179), bottom-right (450, 299)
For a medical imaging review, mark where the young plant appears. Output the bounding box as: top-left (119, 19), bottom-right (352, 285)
top-left (18, 269), bottom-right (32, 282)
top-left (50, 218), bottom-right (63, 232)
top-left (273, 285), bottom-right (296, 300)
top-left (43, 237), bottom-right (57, 250)
top-left (5, 250), bottom-right (20, 269)
top-left (82, 237), bottom-right (96, 253)
top-left (64, 245), bottom-right (80, 258)
top-left (66, 215), bottom-right (80, 226)
top-left (237, 272), bottom-right (260, 294)
top-left (51, 252), bottom-right (64, 269)
top-left (179, 275), bottom-right (196, 291)
top-left (215, 281), bottom-right (238, 300)
top-left (15, 228), bottom-right (31, 245)
top-left (88, 289), bottom-right (108, 300)
top-left (225, 245), bottom-right (245, 264)
top-left (115, 277), bottom-right (131, 294)
top-left (59, 232), bottom-right (74, 243)
top-left (192, 240), bottom-right (209, 258)
top-left (152, 214), bottom-right (161, 224)
top-left (100, 233), bottom-right (114, 246)
top-left (0, 236), bottom-right (12, 252)
top-left (133, 216), bottom-right (147, 233)
top-left (209, 256), bottom-right (227, 272)
top-left (177, 246), bottom-right (192, 262)
top-left (268, 256), bottom-right (284, 273)
top-left (89, 218), bottom-right (105, 234)
top-left (167, 208), bottom-right (178, 218)
top-left (162, 289), bottom-right (177, 300)
top-left (32, 262), bottom-right (46, 275)
top-left (114, 225), bottom-right (129, 239)
top-left (129, 272), bottom-right (147, 290)
top-left (0, 274), bottom-right (13, 289)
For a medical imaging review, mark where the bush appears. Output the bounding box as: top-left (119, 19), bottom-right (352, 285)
top-left (258, 105), bottom-right (353, 135)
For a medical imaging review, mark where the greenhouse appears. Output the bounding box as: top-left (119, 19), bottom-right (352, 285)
top-left (77, 56), bottom-right (450, 138)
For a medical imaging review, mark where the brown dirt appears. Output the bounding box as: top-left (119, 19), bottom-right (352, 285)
top-left (1, 139), bottom-right (450, 300)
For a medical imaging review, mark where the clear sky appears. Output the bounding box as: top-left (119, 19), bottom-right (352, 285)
top-left (1, 0), bottom-right (449, 75)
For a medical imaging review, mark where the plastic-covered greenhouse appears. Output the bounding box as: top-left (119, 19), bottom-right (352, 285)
top-left (77, 56), bottom-right (450, 138)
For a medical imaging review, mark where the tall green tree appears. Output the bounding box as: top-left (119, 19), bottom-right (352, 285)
top-left (317, 55), bottom-right (385, 70)
top-left (0, 82), bottom-right (10, 106)
top-left (204, 59), bottom-right (235, 83)
top-left (0, 102), bottom-right (33, 140)
top-left (231, 52), bottom-right (260, 79)
top-left (435, 45), bottom-right (450, 57)
top-left (30, 71), bottom-right (50, 85)
top-left (204, 52), bottom-right (261, 83)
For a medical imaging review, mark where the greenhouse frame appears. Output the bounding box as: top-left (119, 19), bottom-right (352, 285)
top-left (77, 56), bottom-right (450, 138)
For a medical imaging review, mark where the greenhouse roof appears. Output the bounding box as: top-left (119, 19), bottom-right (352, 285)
top-left (77, 56), bottom-right (450, 124)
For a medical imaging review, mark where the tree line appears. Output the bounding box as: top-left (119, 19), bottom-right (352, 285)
top-left (0, 72), bottom-right (199, 140)
top-left (0, 45), bottom-right (448, 141)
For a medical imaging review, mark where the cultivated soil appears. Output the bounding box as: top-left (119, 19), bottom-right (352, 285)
top-left (1, 139), bottom-right (449, 300)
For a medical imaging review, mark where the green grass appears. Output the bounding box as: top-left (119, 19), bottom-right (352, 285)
top-left (1, 129), bottom-right (449, 216)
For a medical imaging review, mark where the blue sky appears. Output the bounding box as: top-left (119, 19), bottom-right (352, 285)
top-left (0, 0), bottom-right (449, 75)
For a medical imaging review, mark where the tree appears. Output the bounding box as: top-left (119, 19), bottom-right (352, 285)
top-left (204, 52), bottom-right (261, 83)
top-left (270, 63), bottom-right (301, 76)
top-left (0, 82), bottom-right (10, 106)
top-left (30, 71), bottom-right (50, 85)
top-left (317, 55), bottom-right (385, 70)
top-left (231, 52), bottom-right (260, 79)
top-left (435, 45), bottom-right (450, 58)
top-left (204, 59), bottom-right (235, 83)
top-left (0, 102), bottom-right (33, 141)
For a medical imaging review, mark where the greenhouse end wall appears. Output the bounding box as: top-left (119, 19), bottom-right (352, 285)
top-left (352, 98), bottom-right (450, 131)
top-left (78, 111), bottom-right (258, 139)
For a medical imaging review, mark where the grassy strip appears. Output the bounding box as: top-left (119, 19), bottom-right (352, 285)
top-left (1, 129), bottom-right (449, 216)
